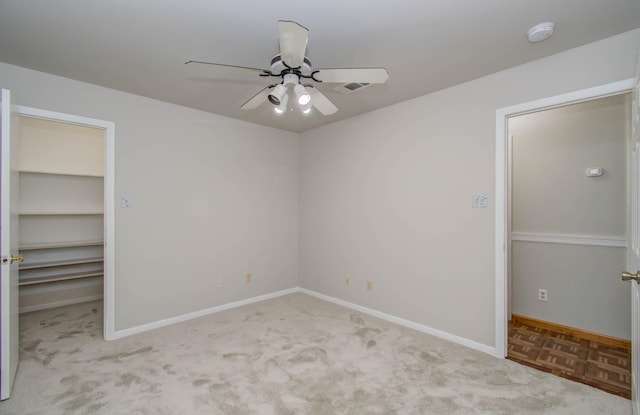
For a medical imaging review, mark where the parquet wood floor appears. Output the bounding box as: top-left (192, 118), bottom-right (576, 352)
top-left (507, 320), bottom-right (631, 399)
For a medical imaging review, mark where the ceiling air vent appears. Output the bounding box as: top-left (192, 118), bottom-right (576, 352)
top-left (334, 82), bottom-right (371, 95)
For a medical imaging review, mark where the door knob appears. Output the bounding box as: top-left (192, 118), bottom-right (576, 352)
top-left (1, 254), bottom-right (24, 265)
top-left (622, 271), bottom-right (640, 282)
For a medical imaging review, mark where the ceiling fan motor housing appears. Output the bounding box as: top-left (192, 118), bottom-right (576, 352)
top-left (270, 54), bottom-right (312, 76)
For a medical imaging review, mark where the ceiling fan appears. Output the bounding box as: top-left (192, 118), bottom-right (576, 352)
top-left (186, 20), bottom-right (389, 116)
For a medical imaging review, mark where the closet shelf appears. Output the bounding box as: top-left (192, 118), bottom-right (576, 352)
top-left (20, 240), bottom-right (104, 251)
top-left (20, 257), bottom-right (103, 270)
top-left (19, 271), bottom-right (104, 286)
top-left (19, 211), bottom-right (103, 216)
top-left (18, 169), bottom-right (104, 178)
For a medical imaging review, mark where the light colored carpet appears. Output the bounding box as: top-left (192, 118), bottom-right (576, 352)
top-left (0, 293), bottom-right (631, 414)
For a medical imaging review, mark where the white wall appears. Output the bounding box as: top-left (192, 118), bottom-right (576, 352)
top-left (0, 62), bottom-right (299, 331)
top-left (19, 117), bottom-right (105, 177)
top-left (510, 96), bottom-right (628, 236)
top-left (299, 29), bottom-right (640, 348)
top-left (509, 95), bottom-right (630, 339)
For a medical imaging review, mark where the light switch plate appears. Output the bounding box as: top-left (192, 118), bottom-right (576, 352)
top-left (586, 167), bottom-right (604, 177)
top-left (472, 193), bottom-right (488, 208)
top-left (121, 196), bottom-right (131, 208)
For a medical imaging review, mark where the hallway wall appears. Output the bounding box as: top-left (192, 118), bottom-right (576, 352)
top-left (509, 94), bottom-right (630, 339)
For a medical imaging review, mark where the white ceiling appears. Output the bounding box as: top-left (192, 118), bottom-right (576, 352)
top-left (1, 1), bottom-right (639, 133)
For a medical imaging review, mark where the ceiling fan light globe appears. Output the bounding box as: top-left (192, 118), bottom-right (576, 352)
top-left (298, 94), bottom-right (311, 105)
top-left (274, 93), bottom-right (289, 114)
top-left (294, 84), bottom-right (311, 105)
top-left (268, 84), bottom-right (287, 106)
top-left (268, 95), bottom-right (280, 105)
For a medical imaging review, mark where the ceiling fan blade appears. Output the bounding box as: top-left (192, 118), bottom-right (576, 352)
top-left (278, 20), bottom-right (308, 68)
top-left (308, 86), bottom-right (338, 115)
top-left (185, 60), bottom-right (269, 76)
top-left (241, 85), bottom-right (275, 110)
top-left (314, 68), bottom-right (389, 84)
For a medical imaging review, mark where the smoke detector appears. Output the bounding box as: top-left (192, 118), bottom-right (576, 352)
top-left (527, 22), bottom-right (555, 43)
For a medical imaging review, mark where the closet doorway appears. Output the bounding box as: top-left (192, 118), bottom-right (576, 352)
top-left (15, 106), bottom-right (114, 339)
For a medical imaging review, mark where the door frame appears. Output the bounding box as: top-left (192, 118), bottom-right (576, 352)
top-left (15, 105), bottom-right (116, 340)
top-left (494, 78), bottom-right (634, 358)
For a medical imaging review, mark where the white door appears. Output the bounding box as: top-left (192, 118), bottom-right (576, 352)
top-left (0, 88), bottom-right (20, 400)
top-left (625, 49), bottom-right (640, 414)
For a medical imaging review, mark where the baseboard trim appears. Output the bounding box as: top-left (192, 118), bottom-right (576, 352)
top-left (107, 286), bottom-right (498, 357)
top-left (299, 288), bottom-right (498, 357)
top-left (511, 314), bottom-right (631, 349)
top-left (19, 294), bottom-right (103, 314)
top-left (107, 288), bottom-right (299, 340)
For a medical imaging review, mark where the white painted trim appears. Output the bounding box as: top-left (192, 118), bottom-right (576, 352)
top-left (299, 288), bottom-right (498, 357)
top-left (109, 288), bottom-right (299, 340)
top-left (108, 286), bottom-right (496, 357)
top-left (13, 105), bottom-right (116, 341)
top-left (19, 294), bottom-right (103, 314)
top-left (511, 232), bottom-right (627, 248)
top-left (103, 121), bottom-right (115, 341)
top-left (495, 78), bottom-right (634, 359)
top-left (14, 106), bottom-right (113, 130)
top-left (495, 103), bottom-right (508, 359)
top-left (495, 79), bottom-right (634, 119)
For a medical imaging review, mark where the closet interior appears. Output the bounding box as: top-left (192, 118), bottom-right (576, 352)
top-left (18, 116), bottom-right (105, 312)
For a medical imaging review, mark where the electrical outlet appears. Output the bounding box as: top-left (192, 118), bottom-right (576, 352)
top-left (246, 273), bottom-right (252, 283)
top-left (367, 280), bottom-right (373, 291)
top-left (218, 278), bottom-right (224, 289)
top-left (538, 289), bottom-right (548, 302)
top-left (345, 275), bottom-right (351, 286)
